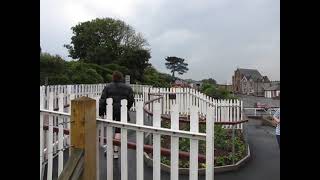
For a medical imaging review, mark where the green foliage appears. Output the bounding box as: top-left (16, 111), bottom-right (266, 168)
top-left (201, 78), bottom-right (217, 85)
top-left (119, 48), bottom-right (151, 82)
top-left (102, 64), bottom-right (129, 77)
top-left (159, 123), bottom-right (247, 168)
top-left (86, 63), bottom-right (112, 82)
top-left (216, 156), bottom-right (226, 166)
top-left (64, 17), bottom-right (151, 82)
top-left (200, 82), bottom-right (237, 99)
top-left (67, 62), bottom-right (104, 84)
top-left (179, 138), bottom-right (190, 152)
top-left (161, 156), bottom-right (170, 166)
top-left (165, 56), bottom-right (189, 78)
top-left (48, 74), bottom-right (72, 85)
top-left (142, 66), bottom-right (173, 87)
top-left (65, 18), bottom-right (148, 63)
top-left (40, 53), bottom-right (70, 85)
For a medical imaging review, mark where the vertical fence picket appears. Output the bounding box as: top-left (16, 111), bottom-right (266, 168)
top-left (40, 87), bottom-right (44, 180)
top-left (190, 105), bottom-right (199, 180)
top-left (206, 105), bottom-right (214, 180)
top-left (47, 92), bottom-right (54, 180)
top-left (171, 104), bottom-right (179, 180)
top-left (106, 98), bottom-right (113, 180)
top-left (120, 100), bottom-right (128, 180)
top-left (136, 101), bottom-right (144, 180)
top-left (153, 102), bottom-right (161, 180)
top-left (57, 93), bottom-right (64, 177)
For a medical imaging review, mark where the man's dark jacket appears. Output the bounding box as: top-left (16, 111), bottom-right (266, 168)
top-left (99, 81), bottom-right (134, 121)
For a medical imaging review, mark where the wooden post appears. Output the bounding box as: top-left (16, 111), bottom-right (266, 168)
top-left (71, 96), bottom-right (97, 180)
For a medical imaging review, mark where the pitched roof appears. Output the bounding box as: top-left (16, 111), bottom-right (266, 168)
top-left (238, 68), bottom-right (263, 81)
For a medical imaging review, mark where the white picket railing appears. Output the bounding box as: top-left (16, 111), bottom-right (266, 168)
top-left (40, 84), bottom-right (243, 180)
top-left (40, 92), bottom-right (72, 180)
top-left (40, 84), bottom-right (242, 128)
top-left (97, 98), bottom-right (214, 180)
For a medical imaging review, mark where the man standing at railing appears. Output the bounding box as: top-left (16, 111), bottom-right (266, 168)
top-left (273, 108), bottom-right (280, 149)
top-left (99, 71), bottom-right (135, 158)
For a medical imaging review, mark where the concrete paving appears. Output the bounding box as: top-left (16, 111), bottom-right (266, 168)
top-left (237, 94), bottom-right (280, 108)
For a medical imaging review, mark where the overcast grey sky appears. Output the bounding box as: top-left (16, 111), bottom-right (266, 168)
top-left (40, 0), bottom-right (279, 84)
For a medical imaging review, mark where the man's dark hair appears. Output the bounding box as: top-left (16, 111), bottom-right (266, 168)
top-left (112, 71), bottom-right (123, 82)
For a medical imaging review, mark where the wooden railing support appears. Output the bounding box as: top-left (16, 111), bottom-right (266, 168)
top-left (58, 96), bottom-right (96, 180)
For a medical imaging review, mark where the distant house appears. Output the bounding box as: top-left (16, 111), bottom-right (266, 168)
top-left (173, 79), bottom-right (191, 88)
top-left (264, 83), bottom-right (280, 98)
top-left (232, 68), bottom-right (271, 96)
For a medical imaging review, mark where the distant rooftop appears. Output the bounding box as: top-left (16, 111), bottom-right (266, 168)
top-left (264, 84), bottom-right (280, 91)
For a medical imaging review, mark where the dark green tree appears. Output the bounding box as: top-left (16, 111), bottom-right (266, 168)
top-left (67, 62), bottom-right (103, 84)
top-left (40, 53), bottom-right (70, 85)
top-left (119, 48), bottom-right (151, 82)
top-left (202, 78), bottom-right (217, 85)
top-left (64, 17), bottom-right (149, 65)
top-left (165, 56), bottom-right (189, 79)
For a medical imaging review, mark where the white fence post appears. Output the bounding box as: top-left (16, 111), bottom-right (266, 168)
top-left (47, 92), bottom-right (54, 180)
top-left (206, 105), bottom-right (215, 180)
top-left (153, 102), bottom-right (161, 180)
top-left (166, 88), bottom-right (170, 115)
top-left (171, 104), bottom-right (179, 180)
top-left (106, 98), bottom-right (113, 180)
top-left (240, 101), bottom-right (243, 129)
top-left (136, 101), bottom-right (144, 180)
top-left (190, 105), bottom-right (199, 180)
top-left (96, 97), bottom-right (100, 180)
top-left (121, 100), bottom-right (128, 180)
top-left (58, 93), bottom-right (64, 177)
top-left (40, 87), bottom-right (44, 180)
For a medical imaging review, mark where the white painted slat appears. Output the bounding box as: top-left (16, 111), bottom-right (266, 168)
top-left (240, 101), bottom-right (243, 129)
top-left (204, 96), bottom-right (208, 117)
top-left (197, 91), bottom-right (200, 109)
top-left (166, 88), bottom-right (170, 114)
top-left (153, 102), bottom-right (161, 180)
top-left (58, 93), bottom-right (64, 177)
top-left (182, 88), bottom-right (185, 115)
top-left (206, 104), bottom-right (214, 180)
top-left (40, 87), bottom-right (44, 180)
top-left (200, 94), bottom-right (203, 116)
top-left (136, 101), bottom-right (144, 180)
top-left (160, 88), bottom-right (164, 115)
top-left (216, 100), bottom-right (220, 123)
top-left (47, 92), bottom-right (54, 180)
top-left (96, 122), bottom-right (100, 180)
top-left (121, 100), bottom-right (128, 180)
top-left (106, 98), bottom-right (114, 180)
top-left (223, 100), bottom-right (226, 128)
top-left (187, 89), bottom-right (190, 115)
top-left (191, 89), bottom-right (194, 106)
top-left (177, 88), bottom-right (181, 114)
top-left (171, 104), bottom-right (179, 180)
top-left (173, 88), bottom-right (177, 109)
top-left (190, 105), bottom-right (199, 180)
top-left (226, 100), bottom-right (230, 129)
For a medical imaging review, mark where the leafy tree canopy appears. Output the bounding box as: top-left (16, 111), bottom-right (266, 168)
top-left (165, 56), bottom-right (189, 79)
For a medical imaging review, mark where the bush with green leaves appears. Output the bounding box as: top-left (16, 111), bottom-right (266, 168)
top-left (158, 123), bottom-right (247, 168)
top-left (200, 82), bottom-right (237, 99)
top-left (142, 66), bottom-right (172, 87)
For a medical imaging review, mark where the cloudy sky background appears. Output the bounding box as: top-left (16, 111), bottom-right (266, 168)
top-left (40, 0), bottom-right (280, 84)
